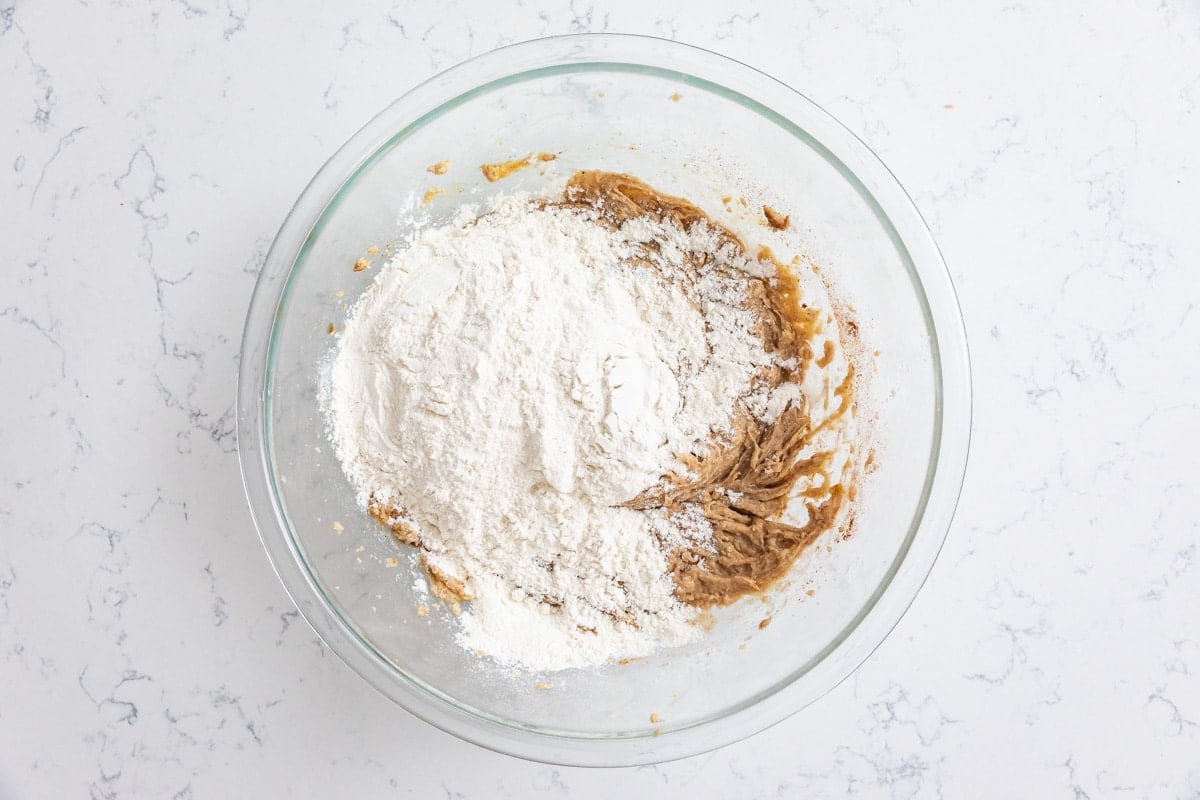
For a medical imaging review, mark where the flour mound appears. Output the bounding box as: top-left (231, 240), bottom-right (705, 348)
top-left (325, 192), bottom-right (779, 670)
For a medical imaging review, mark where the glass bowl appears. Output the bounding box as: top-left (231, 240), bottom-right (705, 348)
top-left (237, 33), bottom-right (970, 766)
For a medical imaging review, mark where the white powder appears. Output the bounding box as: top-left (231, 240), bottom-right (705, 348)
top-left (325, 189), bottom-right (806, 671)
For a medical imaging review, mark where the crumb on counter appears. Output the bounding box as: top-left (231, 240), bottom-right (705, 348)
top-left (534, 682), bottom-right (553, 690)
top-left (649, 712), bottom-right (662, 723)
top-left (427, 160), bottom-right (451, 175)
top-left (669, 92), bottom-right (682, 102)
top-left (416, 604), bottom-right (429, 616)
top-left (331, 520), bottom-right (344, 533)
top-left (422, 187), bottom-right (444, 205)
top-left (353, 258), bottom-right (371, 272)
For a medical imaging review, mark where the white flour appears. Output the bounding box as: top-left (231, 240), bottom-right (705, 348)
top-left (325, 190), bottom-right (796, 670)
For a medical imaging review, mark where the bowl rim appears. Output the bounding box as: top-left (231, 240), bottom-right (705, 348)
top-left (237, 32), bottom-right (972, 767)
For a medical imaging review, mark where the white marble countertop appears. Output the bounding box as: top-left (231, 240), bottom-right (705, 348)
top-left (3, 1), bottom-right (1199, 796)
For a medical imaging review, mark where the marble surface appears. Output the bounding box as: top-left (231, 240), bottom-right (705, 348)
top-left (2, 0), bottom-right (1199, 796)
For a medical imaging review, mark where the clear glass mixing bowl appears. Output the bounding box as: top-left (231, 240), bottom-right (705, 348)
top-left (237, 34), bottom-right (970, 766)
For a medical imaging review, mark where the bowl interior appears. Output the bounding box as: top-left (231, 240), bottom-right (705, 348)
top-left (263, 60), bottom-right (937, 745)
